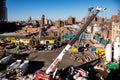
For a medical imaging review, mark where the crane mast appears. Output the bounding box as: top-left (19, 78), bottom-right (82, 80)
top-left (45, 7), bottom-right (106, 74)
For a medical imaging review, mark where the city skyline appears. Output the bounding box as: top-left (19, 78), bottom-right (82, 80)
top-left (7, 0), bottom-right (120, 21)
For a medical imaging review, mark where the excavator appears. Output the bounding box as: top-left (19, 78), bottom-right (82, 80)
top-left (34, 6), bottom-right (106, 80)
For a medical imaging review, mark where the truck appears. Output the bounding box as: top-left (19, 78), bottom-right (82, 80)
top-left (34, 6), bottom-right (106, 80)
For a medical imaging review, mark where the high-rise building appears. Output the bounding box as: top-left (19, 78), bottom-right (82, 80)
top-left (40, 14), bottom-right (45, 27)
top-left (0, 0), bottom-right (7, 22)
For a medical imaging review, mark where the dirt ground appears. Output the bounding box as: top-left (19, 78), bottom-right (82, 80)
top-left (5, 42), bottom-right (98, 74)
top-left (27, 47), bottom-right (82, 74)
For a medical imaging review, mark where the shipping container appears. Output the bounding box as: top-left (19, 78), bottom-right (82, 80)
top-left (63, 34), bottom-right (74, 40)
top-left (100, 39), bottom-right (107, 45)
top-left (107, 63), bottom-right (119, 69)
top-left (93, 35), bottom-right (102, 43)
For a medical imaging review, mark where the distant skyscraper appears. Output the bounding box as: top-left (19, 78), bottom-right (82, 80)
top-left (0, 0), bottom-right (7, 22)
top-left (40, 14), bottom-right (45, 27)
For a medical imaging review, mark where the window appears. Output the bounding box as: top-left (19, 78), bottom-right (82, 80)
top-left (118, 45), bottom-right (120, 47)
top-left (119, 25), bottom-right (120, 29)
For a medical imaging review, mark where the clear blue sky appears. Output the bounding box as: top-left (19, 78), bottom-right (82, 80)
top-left (7, 0), bottom-right (120, 21)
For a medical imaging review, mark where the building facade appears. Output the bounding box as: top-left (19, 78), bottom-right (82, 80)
top-left (82, 16), bottom-right (104, 25)
top-left (111, 15), bottom-right (120, 22)
top-left (68, 16), bottom-right (76, 24)
top-left (112, 22), bottom-right (120, 42)
top-left (0, 0), bottom-right (7, 22)
top-left (55, 19), bottom-right (64, 27)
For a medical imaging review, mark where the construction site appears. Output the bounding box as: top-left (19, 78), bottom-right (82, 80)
top-left (0, 6), bottom-right (120, 80)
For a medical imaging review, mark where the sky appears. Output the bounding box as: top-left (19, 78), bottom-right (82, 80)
top-left (6, 0), bottom-right (120, 21)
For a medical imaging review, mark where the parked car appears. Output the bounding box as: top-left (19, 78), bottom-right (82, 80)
top-left (35, 44), bottom-right (45, 50)
top-left (5, 44), bottom-right (16, 49)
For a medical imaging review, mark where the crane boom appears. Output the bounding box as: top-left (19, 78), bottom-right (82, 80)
top-left (45, 7), bottom-right (106, 74)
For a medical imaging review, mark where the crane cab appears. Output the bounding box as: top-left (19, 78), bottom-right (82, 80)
top-left (34, 69), bottom-right (50, 80)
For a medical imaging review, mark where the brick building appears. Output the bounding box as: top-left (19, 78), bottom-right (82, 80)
top-left (55, 19), bottom-right (64, 27)
top-left (82, 16), bottom-right (104, 25)
top-left (68, 16), bottom-right (76, 24)
top-left (111, 15), bottom-right (120, 22)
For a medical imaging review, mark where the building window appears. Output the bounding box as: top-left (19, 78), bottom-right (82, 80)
top-left (118, 45), bottom-right (120, 47)
top-left (95, 17), bottom-right (98, 22)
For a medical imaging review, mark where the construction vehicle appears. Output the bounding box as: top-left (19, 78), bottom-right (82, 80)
top-left (29, 39), bottom-right (45, 50)
top-left (34, 7), bottom-right (106, 80)
top-left (0, 55), bottom-right (13, 64)
top-left (45, 39), bottom-right (57, 50)
top-left (6, 59), bottom-right (22, 75)
top-left (16, 60), bottom-right (29, 77)
top-left (19, 39), bottom-right (30, 45)
top-left (69, 47), bottom-right (79, 53)
top-left (5, 37), bottom-right (15, 42)
top-left (0, 55), bottom-right (14, 71)
top-left (95, 48), bottom-right (105, 58)
top-left (45, 39), bottom-right (56, 45)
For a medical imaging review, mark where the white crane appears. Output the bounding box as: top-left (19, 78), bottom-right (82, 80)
top-left (34, 6), bottom-right (106, 80)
